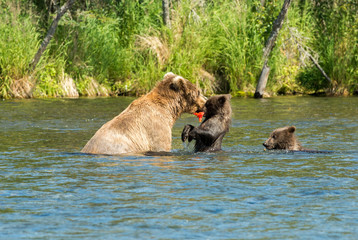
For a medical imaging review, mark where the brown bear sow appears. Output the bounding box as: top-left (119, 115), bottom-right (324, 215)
top-left (181, 94), bottom-right (232, 152)
top-left (81, 72), bottom-right (206, 155)
top-left (263, 126), bottom-right (305, 151)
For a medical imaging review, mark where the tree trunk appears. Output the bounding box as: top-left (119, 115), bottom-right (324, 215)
top-left (29, 0), bottom-right (75, 72)
top-left (254, 0), bottom-right (292, 98)
top-left (254, 64), bottom-right (270, 98)
top-left (162, 0), bottom-right (171, 28)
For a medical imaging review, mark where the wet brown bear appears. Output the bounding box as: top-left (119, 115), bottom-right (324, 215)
top-left (263, 126), bottom-right (305, 151)
top-left (81, 72), bottom-right (206, 155)
top-left (181, 94), bottom-right (232, 152)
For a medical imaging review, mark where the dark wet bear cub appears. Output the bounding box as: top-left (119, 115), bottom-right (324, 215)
top-left (263, 126), bottom-right (305, 151)
top-left (181, 94), bottom-right (232, 152)
top-left (263, 126), bottom-right (333, 153)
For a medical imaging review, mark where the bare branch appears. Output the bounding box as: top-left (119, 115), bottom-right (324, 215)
top-left (29, 0), bottom-right (76, 72)
top-left (288, 27), bottom-right (331, 83)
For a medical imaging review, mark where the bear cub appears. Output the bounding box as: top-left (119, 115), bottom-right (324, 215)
top-left (181, 94), bottom-right (232, 152)
top-left (263, 126), bottom-right (305, 151)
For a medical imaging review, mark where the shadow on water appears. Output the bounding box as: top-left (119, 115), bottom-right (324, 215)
top-left (1, 96), bottom-right (358, 239)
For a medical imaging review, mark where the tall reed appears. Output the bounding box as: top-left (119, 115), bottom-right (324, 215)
top-left (0, 2), bottom-right (39, 98)
top-left (296, 1), bottom-right (358, 93)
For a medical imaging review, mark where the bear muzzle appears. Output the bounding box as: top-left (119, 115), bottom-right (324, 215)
top-left (196, 94), bottom-right (207, 112)
top-left (263, 142), bottom-right (273, 150)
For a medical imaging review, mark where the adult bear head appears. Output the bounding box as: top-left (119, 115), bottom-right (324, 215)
top-left (153, 72), bottom-right (207, 115)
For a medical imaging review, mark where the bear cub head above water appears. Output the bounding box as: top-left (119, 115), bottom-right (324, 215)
top-left (263, 126), bottom-right (305, 151)
top-left (181, 94), bottom-right (232, 152)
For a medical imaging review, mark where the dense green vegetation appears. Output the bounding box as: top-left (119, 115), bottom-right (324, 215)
top-left (0, 0), bottom-right (357, 99)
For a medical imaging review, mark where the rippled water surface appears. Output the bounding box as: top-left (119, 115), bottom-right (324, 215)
top-left (1, 97), bottom-right (357, 239)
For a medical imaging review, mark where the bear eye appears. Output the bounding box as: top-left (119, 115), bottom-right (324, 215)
top-left (272, 134), bottom-right (276, 139)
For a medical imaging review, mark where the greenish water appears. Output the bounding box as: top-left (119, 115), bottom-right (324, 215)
top-left (1, 96), bottom-right (357, 239)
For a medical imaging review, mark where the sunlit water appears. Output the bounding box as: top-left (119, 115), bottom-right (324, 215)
top-left (1, 97), bottom-right (357, 239)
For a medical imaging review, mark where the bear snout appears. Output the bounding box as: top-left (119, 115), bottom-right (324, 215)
top-left (195, 95), bottom-right (207, 112)
top-left (199, 94), bottom-right (207, 104)
top-left (263, 141), bottom-right (273, 150)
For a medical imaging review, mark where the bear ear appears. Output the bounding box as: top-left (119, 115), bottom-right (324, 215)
top-left (170, 82), bottom-right (180, 92)
top-left (164, 72), bottom-right (176, 80)
top-left (288, 126), bottom-right (296, 133)
top-left (225, 94), bottom-right (232, 100)
top-left (169, 76), bottom-right (184, 92)
top-left (218, 96), bottom-right (226, 105)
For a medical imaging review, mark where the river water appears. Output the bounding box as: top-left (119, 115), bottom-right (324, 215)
top-left (1, 96), bottom-right (357, 239)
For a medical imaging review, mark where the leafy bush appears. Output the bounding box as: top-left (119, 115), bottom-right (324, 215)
top-left (297, 67), bottom-right (331, 92)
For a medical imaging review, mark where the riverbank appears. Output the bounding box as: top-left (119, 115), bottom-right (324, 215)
top-left (5, 73), bottom-right (358, 99)
top-left (4, 76), bottom-right (358, 100)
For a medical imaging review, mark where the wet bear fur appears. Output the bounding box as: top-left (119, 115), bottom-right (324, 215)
top-left (81, 72), bottom-right (207, 155)
top-left (263, 126), bottom-right (305, 151)
top-left (181, 94), bottom-right (232, 152)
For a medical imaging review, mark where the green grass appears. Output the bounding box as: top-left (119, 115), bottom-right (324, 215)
top-left (0, 0), bottom-right (357, 98)
top-left (0, 3), bottom-right (39, 98)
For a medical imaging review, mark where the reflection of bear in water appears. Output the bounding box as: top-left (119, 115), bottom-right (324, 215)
top-left (81, 72), bottom-right (206, 155)
top-left (263, 126), bottom-right (305, 151)
top-left (181, 94), bottom-right (232, 152)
